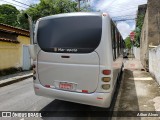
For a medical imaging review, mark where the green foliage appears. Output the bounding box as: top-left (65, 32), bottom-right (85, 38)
top-left (0, 4), bottom-right (20, 26)
top-left (0, 0), bottom-right (93, 29)
top-left (137, 14), bottom-right (145, 30)
top-left (125, 36), bottom-right (132, 49)
top-left (17, 0), bottom-right (78, 29)
top-left (134, 14), bottom-right (145, 47)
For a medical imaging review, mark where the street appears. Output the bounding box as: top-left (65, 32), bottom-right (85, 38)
top-left (0, 58), bottom-right (160, 120)
top-left (0, 73), bottom-right (122, 120)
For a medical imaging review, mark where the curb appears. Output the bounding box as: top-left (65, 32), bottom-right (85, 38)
top-left (0, 74), bottom-right (33, 87)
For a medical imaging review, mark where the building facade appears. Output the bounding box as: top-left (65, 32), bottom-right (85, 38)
top-left (0, 23), bottom-right (31, 74)
top-left (139, 0), bottom-right (160, 70)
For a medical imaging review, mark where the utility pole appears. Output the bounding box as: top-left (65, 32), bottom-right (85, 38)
top-left (77, 0), bottom-right (88, 11)
top-left (78, 0), bottom-right (81, 11)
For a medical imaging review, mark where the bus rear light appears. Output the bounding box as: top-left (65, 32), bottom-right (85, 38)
top-left (82, 90), bottom-right (88, 93)
top-left (102, 70), bottom-right (111, 75)
top-left (102, 84), bottom-right (110, 90)
top-left (45, 85), bottom-right (51, 88)
top-left (102, 77), bottom-right (111, 82)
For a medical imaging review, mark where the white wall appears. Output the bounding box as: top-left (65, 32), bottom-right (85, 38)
top-left (149, 45), bottom-right (160, 85)
top-left (133, 47), bottom-right (140, 60)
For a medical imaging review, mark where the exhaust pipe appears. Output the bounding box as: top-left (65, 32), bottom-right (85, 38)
top-left (25, 13), bottom-right (34, 45)
top-left (25, 13), bottom-right (36, 60)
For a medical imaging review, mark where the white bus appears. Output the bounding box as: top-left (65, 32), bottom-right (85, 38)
top-left (28, 12), bottom-right (123, 108)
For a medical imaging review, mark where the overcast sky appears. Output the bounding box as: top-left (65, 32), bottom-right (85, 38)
top-left (0, 0), bottom-right (147, 39)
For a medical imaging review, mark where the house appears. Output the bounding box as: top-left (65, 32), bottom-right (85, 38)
top-left (138, 0), bottom-right (160, 70)
top-left (0, 23), bottom-right (31, 74)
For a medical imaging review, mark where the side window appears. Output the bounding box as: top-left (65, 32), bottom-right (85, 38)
top-left (114, 29), bottom-right (117, 59)
top-left (119, 36), bottom-right (122, 54)
top-left (111, 23), bottom-right (116, 60)
top-left (117, 32), bottom-right (119, 57)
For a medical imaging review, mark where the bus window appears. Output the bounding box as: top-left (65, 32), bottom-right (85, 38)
top-left (37, 16), bottom-right (102, 53)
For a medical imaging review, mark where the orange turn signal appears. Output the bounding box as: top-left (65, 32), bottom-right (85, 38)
top-left (102, 77), bottom-right (111, 82)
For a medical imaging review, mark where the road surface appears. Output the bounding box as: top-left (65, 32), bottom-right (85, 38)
top-left (0, 74), bottom-right (122, 120)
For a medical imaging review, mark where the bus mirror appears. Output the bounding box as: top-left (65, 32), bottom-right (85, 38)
top-left (28, 45), bottom-right (36, 60)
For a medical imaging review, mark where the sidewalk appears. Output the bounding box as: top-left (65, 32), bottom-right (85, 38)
top-left (0, 71), bottom-right (33, 87)
top-left (113, 58), bottom-right (160, 120)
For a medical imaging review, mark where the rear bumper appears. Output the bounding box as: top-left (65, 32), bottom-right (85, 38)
top-left (34, 83), bottom-right (112, 108)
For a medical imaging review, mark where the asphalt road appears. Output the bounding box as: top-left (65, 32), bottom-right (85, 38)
top-left (0, 73), bottom-right (122, 120)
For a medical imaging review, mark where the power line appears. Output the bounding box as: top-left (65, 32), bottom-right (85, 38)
top-left (12, 0), bottom-right (30, 7)
top-left (113, 18), bottom-right (136, 22)
top-left (106, 0), bottom-right (118, 11)
top-left (1, 0), bottom-right (28, 9)
top-left (112, 14), bottom-right (137, 18)
top-left (107, 7), bottom-right (137, 14)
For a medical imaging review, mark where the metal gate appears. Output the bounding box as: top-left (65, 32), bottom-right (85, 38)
top-left (23, 45), bottom-right (31, 70)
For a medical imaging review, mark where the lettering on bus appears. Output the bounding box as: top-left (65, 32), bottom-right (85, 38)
top-left (54, 48), bottom-right (78, 53)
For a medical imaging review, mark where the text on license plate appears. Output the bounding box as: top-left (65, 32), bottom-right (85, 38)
top-left (59, 83), bottom-right (73, 90)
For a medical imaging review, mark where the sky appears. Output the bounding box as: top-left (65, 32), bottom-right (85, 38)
top-left (0, 0), bottom-right (147, 39)
top-left (89, 0), bottom-right (147, 38)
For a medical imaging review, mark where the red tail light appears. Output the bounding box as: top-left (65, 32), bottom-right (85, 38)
top-left (102, 70), bottom-right (111, 75)
top-left (45, 85), bottom-right (51, 88)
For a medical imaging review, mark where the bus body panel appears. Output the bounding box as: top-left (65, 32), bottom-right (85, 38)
top-left (37, 51), bottom-right (100, 93)
top-left (34, 83), bottom-right (112, 108)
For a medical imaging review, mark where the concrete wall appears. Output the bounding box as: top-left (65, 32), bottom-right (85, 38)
top-left (133, 47), bottom-right (140, 60)
top-left (0, 35), bottom-right (30, 70)
top-left (149, 45), bottom-right (160, 85)
top-left (140, 8), bottom-right (149, 69)
top-left (140, 0), bottom-right (160, 69)
top-left (0, 42), bottom-right (20, 69)
top-left (148, 0), bottom-right (160, 46)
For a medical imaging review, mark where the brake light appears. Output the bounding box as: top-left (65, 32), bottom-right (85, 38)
top-left (102, 70), bottom-right (111, 75)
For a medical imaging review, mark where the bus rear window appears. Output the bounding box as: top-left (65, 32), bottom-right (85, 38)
top-left (37, 15), bottom-right (102, 53)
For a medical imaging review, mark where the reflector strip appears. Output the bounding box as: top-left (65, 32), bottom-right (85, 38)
top-left (45, 85), bottom-right (51, 88)
top-left (82, 90), bottom-right (88, 93)
top-left (97, 97), bottom-right (103, 100)
top-left (34, 87), bottom-right (39, 90)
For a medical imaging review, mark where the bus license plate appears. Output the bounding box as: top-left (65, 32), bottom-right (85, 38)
top-left (59, 83), bottom-right (73, 90)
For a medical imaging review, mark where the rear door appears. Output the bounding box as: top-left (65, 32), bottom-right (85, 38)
top-left (36, 13), bottom-right (102, 93)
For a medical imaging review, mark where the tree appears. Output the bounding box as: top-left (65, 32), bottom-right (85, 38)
top-left (17, 0), bottom-right (78, 29)
top-left (134, 14), bottom-right (145, 47)
top-left (125, 36), bottom-right (132, 49)
top-left (0, 4), bottom-right (20, 26)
